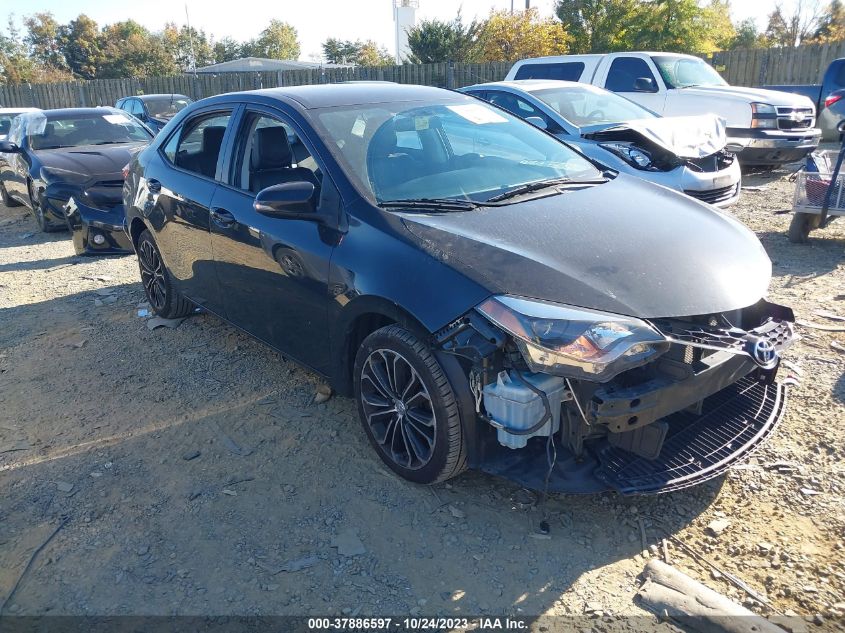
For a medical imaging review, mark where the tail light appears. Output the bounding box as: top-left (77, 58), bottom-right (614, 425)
top-left (122, 163), bottom-right (130, 179)
top-left (824, 93), bottom-right (842, 109)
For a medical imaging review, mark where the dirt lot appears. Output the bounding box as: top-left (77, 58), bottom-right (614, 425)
top-left (1, 168), bottom-right (844, 628)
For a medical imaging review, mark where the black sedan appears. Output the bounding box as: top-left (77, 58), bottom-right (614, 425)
top-left (115, 94), bottom-right (193, 133)
top-left (122, 84), bottom-right (795, 495)
top-left (0, 107), bottom-right (153, 254)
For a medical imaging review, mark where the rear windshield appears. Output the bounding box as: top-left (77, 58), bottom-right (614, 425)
top-left (145, 96), bottom-right (192, 118)
top-left (514, 62), bottom-right (585, 82)
top-left (24, 111), bottom-right (152, 150)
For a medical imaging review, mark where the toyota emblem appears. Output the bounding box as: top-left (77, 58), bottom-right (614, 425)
top-left (751, 339), bottom-right (778, 368)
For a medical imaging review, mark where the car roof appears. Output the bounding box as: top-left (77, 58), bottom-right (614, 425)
top-left (30, 107), bottom-right (122, 118)
top-left (462, 80), bottom-right (611, 96)
top-left (136, 94), bottom-right (191, 101)
top-left (0, 107), bottom-right (41, 114)
top-left (223, 83), bottom-right (467, 109)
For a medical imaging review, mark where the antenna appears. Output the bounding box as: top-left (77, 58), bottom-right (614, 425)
top-left (185, 3), bottom-right (197, 75)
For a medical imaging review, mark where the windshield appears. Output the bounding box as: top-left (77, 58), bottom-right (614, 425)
top-left (652, 55), bottom-right (727, 88)
top-left (531, 86), bottom-right (656, 128)
top-left (25, 111), bottom-right (152, 150)
top-left (145, 96), bottom-right (192, 118)
top-left (314, 99), bottom-right (602, 204)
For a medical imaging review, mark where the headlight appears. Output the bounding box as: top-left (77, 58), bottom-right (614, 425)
top-left (599, 142), bottom-right (652, 169)
top-left (477, 296), bottom-right (669, 382)
top-left (751, 103), bottom-right (778, 129)
top-left (40, 167), bottom-right (89, 185)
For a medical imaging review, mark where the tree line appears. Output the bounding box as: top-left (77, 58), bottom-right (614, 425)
top-left (2, 1), bottom-right (845, 86)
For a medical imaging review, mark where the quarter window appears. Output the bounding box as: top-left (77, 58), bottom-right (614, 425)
top-left (163, 113), bottom-right (232, 179)
top-left (514, 62), bottom-right (585, 81)
top-left (606, 57), bottom-right (657, 92)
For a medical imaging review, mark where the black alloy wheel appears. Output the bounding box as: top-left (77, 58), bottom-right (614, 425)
top-left (354, 325), bottom-right (467, 484)
top-left (136, 230), bottom-right (194, 319)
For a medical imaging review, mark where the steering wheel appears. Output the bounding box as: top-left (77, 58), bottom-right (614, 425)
top-left (586, 109), bottom-right (606, 120)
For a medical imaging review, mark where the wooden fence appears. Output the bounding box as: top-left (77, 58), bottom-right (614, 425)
top-left (711, 41), bottom-right (845, 86)
top-left (0, 62), bottom-right (512, 109)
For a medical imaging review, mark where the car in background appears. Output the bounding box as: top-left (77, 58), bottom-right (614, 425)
top-left (765, 58), bottom-right (845, 142)
top-left (0, 107), bottom-right (40, 141)
top-left (0, 108), bottom-right (153, 253)
top-left (506, 52), bottom-right (820, 168)
top-left (116, 94), bottom-right (193, 133)
top-left (460, 80), bottom-right (741, 207)
top-left (119, 84), bottom-right (794, 496)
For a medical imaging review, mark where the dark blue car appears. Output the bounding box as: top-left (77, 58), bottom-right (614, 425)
top-left (119, 84), bottom-right (795, 495)
top-left (116, 94), bottom-right (193, 134)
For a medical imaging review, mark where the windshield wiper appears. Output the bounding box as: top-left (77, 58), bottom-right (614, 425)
top-left (90, 140), bottom-right (132, 145)
top-left (377, 198), bottom-right (480, 212)
top-left (486, 177), bottom-right (607, 203)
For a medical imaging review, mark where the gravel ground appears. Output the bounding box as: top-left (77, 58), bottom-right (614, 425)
top-left (0, 167), bottom-right (843, 629)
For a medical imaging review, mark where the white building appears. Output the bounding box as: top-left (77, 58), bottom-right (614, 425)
top-left (394, 0), bottom-right (418, 63)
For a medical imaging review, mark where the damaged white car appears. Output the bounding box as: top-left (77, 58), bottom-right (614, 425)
top-left (461, 80), bottom-right (742, 207)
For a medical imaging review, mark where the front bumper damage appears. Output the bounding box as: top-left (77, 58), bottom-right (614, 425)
top-left (437, 300), bottom-right (796, 495)
top-left (65, 196), bottom-right (133, 256)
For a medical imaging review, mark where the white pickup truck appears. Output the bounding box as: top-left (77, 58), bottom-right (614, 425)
top-left (505, 52), bottom-right (821, 168)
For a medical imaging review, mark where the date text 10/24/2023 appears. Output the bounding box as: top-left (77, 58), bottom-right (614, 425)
top-left (307, 617), bottom-right (529, 630)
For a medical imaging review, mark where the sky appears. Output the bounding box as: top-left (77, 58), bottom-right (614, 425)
top-left (0, 0), bottom-right (807, 61)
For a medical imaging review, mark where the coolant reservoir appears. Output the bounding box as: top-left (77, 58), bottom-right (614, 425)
top-left (483, 371), bottom-right (566, 449)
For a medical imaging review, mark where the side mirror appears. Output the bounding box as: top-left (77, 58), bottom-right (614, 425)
top-left (837, 120), bottom-right (845, 134)
top-left (254, 181), bottom-right (317, 218)
top-left (524, 116), bottom-right (548, 130)
top-left (0, 140), bottom-right (20, 153)
top-left (633, 77), bottom-right (657, 93)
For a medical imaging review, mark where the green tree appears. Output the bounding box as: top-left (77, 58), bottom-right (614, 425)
top-left (162, 23), bottom-right (214, 71)
top-left (23, 12), bottom-right (67, 70)
top-left (98, 21), bottom-right (177, 78)
top-left (477, 8), bottom-right (569, 62)
top-left (57, 14), bottom-right (102, 79)
top-left (555, 0), bottom-right (642, 54)
top-left (212, 37), bottom-right (243, 63)
top-left (322, 38), bottom-right (362, 64)
top-left (810, 0), bottom-right (845, 43)
top-left (729, 17), bottom-right (767, 49)
top-left (765, 1), bottom-right (822, 47)
top-left (356, 40), bottom-right (393, 66)
top-left (245, 20), bottom-right (300, 60)
top-left (406, 11), bottom-right (483, 63)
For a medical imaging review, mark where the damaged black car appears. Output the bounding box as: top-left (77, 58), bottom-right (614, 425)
top-left (121, 84), bottom-right (795, 495)
top-left (0, 108), bottom-right (153, 254)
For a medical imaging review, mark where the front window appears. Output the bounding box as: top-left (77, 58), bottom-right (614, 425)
top-left (314, 99), bottom-right (601, 204)
top-left (24, 111), bottom-right (152, 150)
top-left (652, 55), bottom-right (727, 88)
top-left (145, 97), bottom-right (192, 119)
top-left (532, 86), bottom-right (657, 128)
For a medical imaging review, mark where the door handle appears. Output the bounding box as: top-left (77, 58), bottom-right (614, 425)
top-left (210, 207), bottom-right (235, 228)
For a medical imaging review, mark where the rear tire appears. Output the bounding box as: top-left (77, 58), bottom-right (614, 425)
top-left (0, 181), bottom-right (21, 207)
top-left (136, 230), bottom-right (194, 319)
top-left (788, 212), bottom-right (819, 243)
top-left (354, 325), bottom-right (467, 484)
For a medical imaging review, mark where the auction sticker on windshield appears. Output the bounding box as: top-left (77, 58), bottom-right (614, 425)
top-left (447, 103), bottom-right (508, 124)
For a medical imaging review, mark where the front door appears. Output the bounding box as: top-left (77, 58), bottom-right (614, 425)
top-left (209, 109), bottom-right (342, 373)
top-left (147, 109), bottom-right (235, 313)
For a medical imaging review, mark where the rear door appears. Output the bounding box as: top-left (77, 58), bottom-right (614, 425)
top-left (208, 105), bottom-right (342, 372)
top-left (142, 106), bottom-right (237, 314)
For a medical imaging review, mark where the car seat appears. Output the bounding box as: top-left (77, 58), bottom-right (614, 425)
top-left (249, 126), bottom-right (318, 193)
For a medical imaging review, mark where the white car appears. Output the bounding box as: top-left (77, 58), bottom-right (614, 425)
top-left (506, 52), bottom-right (820, 169)
top-left (0, 107), bottom-right (40, 141)
top-left (461, 80), bottom-right (741, 207)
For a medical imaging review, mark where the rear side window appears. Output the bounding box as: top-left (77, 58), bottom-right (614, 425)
top-left (835, 63), bottom-right (845, 88)
top-left (606, 57), bottom-right (657, 92)
top-left (514, 62), bottom-right (585, 81)
top-left (163, 112), bottom-right (232, 180)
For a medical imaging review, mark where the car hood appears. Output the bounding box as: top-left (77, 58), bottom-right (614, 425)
top-left (37, 142), bottom-right (147, 180)
top-left (581, 115), bottom-right (726, 158)
top-left (398, 175), bottom-right (771, 319)
top-left (678, 85), bottom-right (816, 109)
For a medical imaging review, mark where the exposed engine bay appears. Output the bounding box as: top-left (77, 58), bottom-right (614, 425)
top-left (435, 298), bottom-right (795, 494)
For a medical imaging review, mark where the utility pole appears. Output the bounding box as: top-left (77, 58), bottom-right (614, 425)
top-left (185, 3), bottom-right (197, 75)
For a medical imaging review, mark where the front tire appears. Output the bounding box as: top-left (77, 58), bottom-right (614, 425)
top-left (354, 325), bottom-right (467, 484)
top-left (29, 184), bottom-right (57, 233)
top-left (136, 230), bottom-right (194, 319)
top-left (0, 181), bottom-right (21, 207)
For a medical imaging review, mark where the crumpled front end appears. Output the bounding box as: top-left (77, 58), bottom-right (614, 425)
top-left (437, 297), bottom-right (795, 495)
top-left (64, 179), bottom-right (133, 256)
